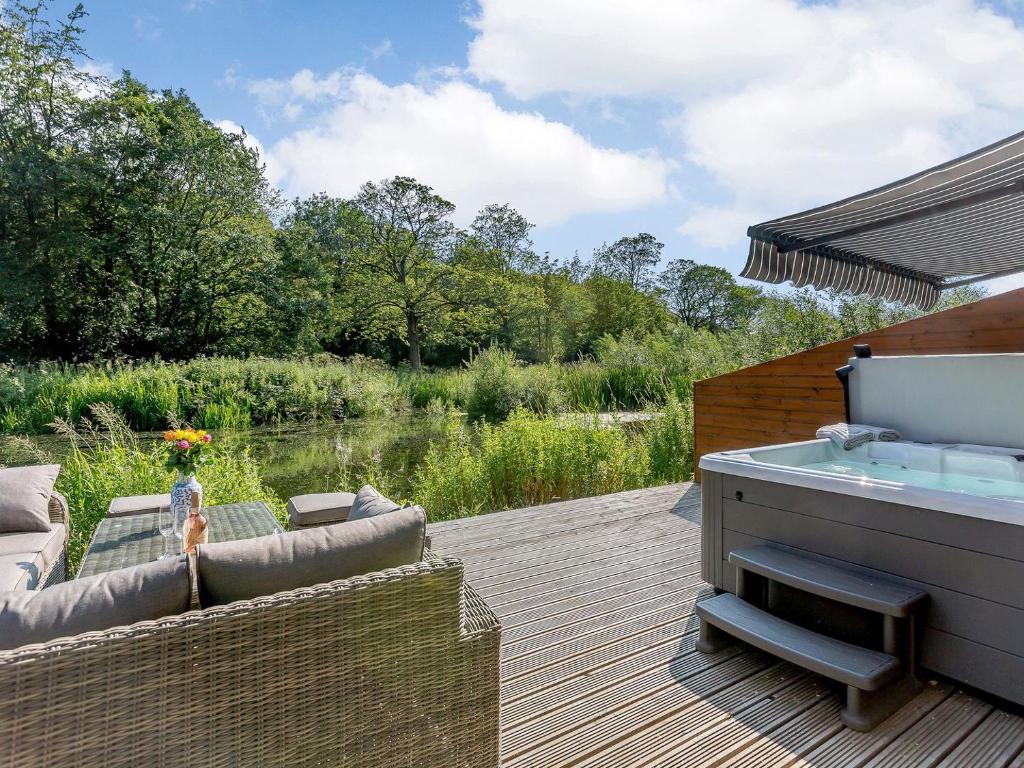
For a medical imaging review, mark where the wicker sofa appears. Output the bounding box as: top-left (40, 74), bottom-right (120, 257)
top-left (0, 548), bottom-right (500, 767)
top-left (0, 491), bottom-right (69, 591)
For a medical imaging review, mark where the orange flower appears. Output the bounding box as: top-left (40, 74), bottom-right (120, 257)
top-left (163, 430), bottom-right (175, 441)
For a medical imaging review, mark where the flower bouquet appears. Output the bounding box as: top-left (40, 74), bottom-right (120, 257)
top-left (162, 428), bottom-right (213, 475)
top-left (163, 429), bottom-right (213, 541)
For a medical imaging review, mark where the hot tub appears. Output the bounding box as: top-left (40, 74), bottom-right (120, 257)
top-left (702, 439), bottom-right (1024, 524)
top-left (699, 352), bottom-right (1024, 707)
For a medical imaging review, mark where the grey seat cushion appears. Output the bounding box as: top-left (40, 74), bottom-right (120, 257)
top-left (0, 556), bottom-right (38, 592)
top-left (347, 485), bottom-right (401, 522)
top-left (287, 492), bottom-right (357, 526)
top-left (0, 525), bottom-right (67, 591)
top-left (0, 555), bottom-right (191, 650)
top-left (0, 464), bottom-right (60, 533)
top-left (108, 494), bottom-right (171, 517)
top-left (196, 505), bottom-right (426, 608)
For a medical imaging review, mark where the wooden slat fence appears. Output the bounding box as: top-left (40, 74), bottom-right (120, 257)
top-left (693, 287), bottom-right (1024, 479)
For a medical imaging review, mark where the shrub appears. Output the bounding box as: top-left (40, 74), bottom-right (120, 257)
top-left (463, 347), bottom-right (525, 422)
top-left (643, 396), bottom-right (694, 483)
top-left (519, 364), bottom-right (565, 415)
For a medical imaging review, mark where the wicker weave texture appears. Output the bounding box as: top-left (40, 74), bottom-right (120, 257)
top-left (36, 491), bottom-right (69, 588)
top-left (0, 554), bottom-right (500, 768)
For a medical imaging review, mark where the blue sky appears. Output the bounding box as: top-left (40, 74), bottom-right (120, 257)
top-left (75, 0), bottom-right (1024, 289)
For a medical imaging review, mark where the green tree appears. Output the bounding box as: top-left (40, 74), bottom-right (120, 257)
top-left (834, 285), bottom-right (987, 339)
top-left (747, 289), bottom-right (842, 360)
top-left (73, 76), bottom-right (280, 358)
top-left (552, 275), bottom-right (671, 359)
top-left (593, 233), bottom-right (663, 291)
top-left (273, 194), bottom-right (362, 354)
top-left (457, 204), bottom-right (546, 357)
top-left (345, 176), bottom-right (460, 369)
top-left (469, 203), bottom-right (538, 274)
top-left (659, 259), bottom-right (760, 331)
top-left (0, 1), bottom-right (92, 358)
top-left (0, 4), bottom-right (280, 360)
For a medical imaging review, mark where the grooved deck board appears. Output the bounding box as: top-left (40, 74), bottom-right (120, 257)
top-left (428, 482), bottom-right (1024, 768)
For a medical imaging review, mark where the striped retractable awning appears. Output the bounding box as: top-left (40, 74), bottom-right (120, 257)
top-left (741, 130), bottom-right (1024, 309)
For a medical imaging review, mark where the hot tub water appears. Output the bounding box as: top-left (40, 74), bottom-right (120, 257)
top-left (800, 459), bottom-right (1024, 500)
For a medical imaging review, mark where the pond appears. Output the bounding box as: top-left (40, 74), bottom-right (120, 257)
top-left (0, 411), bottom-right (654, 504)
top-left (231, 416), bottom-right (451, 500)
top-left (1, 415), bottom-right (452, 502)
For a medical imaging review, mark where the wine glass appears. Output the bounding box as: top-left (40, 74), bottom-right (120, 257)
top-left (157, 504), bottom-right (177, 560)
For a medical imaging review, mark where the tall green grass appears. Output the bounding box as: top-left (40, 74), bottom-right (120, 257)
top-left (0, 357), bottom-right (406, 434)
top-left (1, 330), bottom-right (743, 432)
top-left (413, 401), bottom-right (693, 521)
top-left (6, 397), bottom-right (692, 569)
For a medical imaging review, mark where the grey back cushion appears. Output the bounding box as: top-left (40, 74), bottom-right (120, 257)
top-left (0, 464), bottom-right (59, 534)
top-left (0, 555), bottom-right (191, 650)
top-left (347, 484), bottom-right (401, 521)
top-left (196, 505), bottom-right (426, 608)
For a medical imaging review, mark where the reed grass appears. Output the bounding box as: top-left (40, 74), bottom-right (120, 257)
top-left (413, 402), bottom-right (693, 521)
top-left (0, 358), bottom-right (406, 434)
top-left (1, 331), bottom-right (740, 433)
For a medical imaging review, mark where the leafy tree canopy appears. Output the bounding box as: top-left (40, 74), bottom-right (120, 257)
top-left (0, 2), bottom-right (992, 368)
top-left (593, 233), bottom-right (663, 291)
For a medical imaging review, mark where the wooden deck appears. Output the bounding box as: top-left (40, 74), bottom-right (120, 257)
top-left (428, 482), bottom-right (1024, 768)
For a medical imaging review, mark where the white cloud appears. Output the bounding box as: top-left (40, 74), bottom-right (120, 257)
top-left (76, 60), bottom-right (115, 99)
top-left (677, 206), bottom-right (758, 250)
top-left (132, 14), bottom-right (161, 40)
top-left (248, 68), bottom-right (348, 107)
top-left (81, 60), bottom-right (115, 79)
top-left (468, 0), bottom-right (1024, 248)
top-left (468, 0), bottom-right (814, 100)
top-left (262, 73), bottom-right (669, 226)
top-left (218, 64), bottom-right (238, 89)
top-left (247, 68), bottom-right (353, 121)
top-left (368, 38), bottom-right (393, 60)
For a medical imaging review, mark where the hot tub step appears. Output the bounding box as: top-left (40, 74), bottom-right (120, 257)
top-left (729, 545), bottom-right (927, 617)
top-left (695, 593), bottom-right (902, 690)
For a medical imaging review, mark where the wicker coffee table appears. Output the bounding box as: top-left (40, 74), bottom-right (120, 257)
top-left (78, 501), bottom-right (283, 578)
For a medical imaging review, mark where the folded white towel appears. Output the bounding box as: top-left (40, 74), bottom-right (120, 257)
top-left (815, 422), bottom-right (900, 451)
top-left (816, 423), bottom-right (872, 450)
top-left (848, 424), bottom-right (901, 442)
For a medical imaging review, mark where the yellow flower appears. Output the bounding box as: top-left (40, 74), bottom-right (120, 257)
top-left (174, 430), bottom-right (185, 440)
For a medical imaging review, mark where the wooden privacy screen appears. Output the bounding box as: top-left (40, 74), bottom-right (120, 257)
top-left (692, 286), bottom-right (1024, 481)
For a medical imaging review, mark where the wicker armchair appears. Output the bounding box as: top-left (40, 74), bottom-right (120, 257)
top-left (0, 554), bottom-right (500, 768)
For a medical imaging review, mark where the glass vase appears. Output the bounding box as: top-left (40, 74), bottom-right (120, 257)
top-left (169, 472), bottom-right (203, 542)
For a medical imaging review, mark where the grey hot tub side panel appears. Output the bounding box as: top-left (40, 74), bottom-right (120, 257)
top-left (700, 469), bottom-right (1024, 707)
